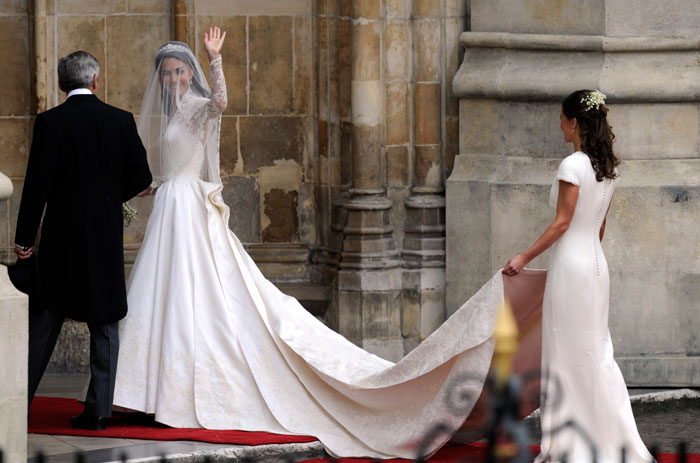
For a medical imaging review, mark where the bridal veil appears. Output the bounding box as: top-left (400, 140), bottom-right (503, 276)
top-left (136, 41), bottom-right (222, 187)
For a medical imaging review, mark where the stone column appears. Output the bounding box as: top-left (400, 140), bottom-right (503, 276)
top-left (335, 0), bottom-right (402, 361)
top-left (172, 0), bottom-right (187, 42)
top-left (449, 0), bottom-right (700, 387)
top-left (410, 0), bottom-right (443, 198)
top-left (348, 1), bottom-right (384, 195)
top-left (32, 0), bottom-right (47, 113)
top-left (325, 2), bottom-right (353, 331)
top-left (315, 0), bottom-right (343, 272)
top-left (401, 0), bottom-right (446, 350)
top-left (0, 175), bottom-right (28, 463)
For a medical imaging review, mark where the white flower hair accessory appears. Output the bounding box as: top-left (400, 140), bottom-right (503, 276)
top-left (581, 90), bottom-right (606, 111)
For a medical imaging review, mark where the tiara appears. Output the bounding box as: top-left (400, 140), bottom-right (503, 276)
top-left (156, 43), bottom-right (192, 56)
top-left (581, 90), bottom-right (606, 111)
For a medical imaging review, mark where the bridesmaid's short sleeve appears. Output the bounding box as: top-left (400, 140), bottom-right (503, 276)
top-left (555, 153), bottom-right (587, 186)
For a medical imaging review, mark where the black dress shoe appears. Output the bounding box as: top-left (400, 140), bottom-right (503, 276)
top-left (70, 413), bottom-right (108, 431)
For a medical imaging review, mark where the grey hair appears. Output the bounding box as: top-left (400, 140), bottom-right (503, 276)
top-left (57, 51), bottom-right (99, 91)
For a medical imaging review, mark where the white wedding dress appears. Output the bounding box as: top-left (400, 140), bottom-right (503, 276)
top-left (536, 152), bottom-right (651, 463)
top-left (111, 53), bottom-right (650, 458)
top-left (112, 57), bottom-right (543, 458)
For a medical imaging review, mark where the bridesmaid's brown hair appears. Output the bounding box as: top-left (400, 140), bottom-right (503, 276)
top-left (562, 90), bottom-right (619, 181)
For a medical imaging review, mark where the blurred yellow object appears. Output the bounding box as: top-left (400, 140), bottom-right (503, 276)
top-left (494, 441), bottom-right (518, 459)
top-left (493, 299), bottom-right (519, 387)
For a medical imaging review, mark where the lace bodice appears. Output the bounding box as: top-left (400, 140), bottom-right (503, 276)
top-left (157, 56), bottom-right (227, 183)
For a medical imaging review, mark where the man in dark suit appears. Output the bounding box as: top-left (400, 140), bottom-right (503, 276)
top-left (15, 50), bottom-right (152, 430)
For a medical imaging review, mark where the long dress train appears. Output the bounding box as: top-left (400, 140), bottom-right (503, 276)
top-left (115, 50), bottom-right (646, 460)
top-left (112, 52), bottom-right (543, 459)
top-left (113, 172), bottom-right (543, 457)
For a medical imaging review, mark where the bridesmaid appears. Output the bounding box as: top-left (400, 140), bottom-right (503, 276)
top-left (503, 90), bottom-right (652, 463)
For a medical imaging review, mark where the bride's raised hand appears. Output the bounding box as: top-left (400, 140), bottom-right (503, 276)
top-left (204, 26), bottom-right (226, 61)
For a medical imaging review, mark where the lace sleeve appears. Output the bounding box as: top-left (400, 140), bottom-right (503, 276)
top-left (207, 56), bottom-right (227, 118)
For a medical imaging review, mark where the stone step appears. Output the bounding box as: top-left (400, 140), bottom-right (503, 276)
top-left (28, 438), bottom-right (326, 463)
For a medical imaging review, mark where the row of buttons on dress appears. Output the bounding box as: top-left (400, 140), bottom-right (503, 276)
top-left (593, 181), bottom-right (608, 278)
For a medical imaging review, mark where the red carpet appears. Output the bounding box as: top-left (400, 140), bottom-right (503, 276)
top-left (28, 396), bottom-right (317, 445)
top-left (30, 397), bottom-right (698, 463)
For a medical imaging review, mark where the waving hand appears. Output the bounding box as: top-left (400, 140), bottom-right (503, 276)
top-left (204, 26), bottom-right (226, 61)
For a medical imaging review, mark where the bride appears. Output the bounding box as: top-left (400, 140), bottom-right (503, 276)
top-left (111, 28), bottom-right (544, 459)
top-left (112, 26), bottom-right (654, 461)
top-left (114, 28), bottom-right (544, 458)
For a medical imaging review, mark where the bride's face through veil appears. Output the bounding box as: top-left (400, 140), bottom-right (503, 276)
top-left (138, 40), bottom-right (222, 186)
top-left (159, 57), bottom-right (193, 100)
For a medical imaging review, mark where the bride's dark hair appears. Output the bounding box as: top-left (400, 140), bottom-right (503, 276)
top-left (562, 89), bottom-right (619, 181)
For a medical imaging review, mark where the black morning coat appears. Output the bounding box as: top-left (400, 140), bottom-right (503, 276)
top-left (15, 94), bottom-right (152, 324)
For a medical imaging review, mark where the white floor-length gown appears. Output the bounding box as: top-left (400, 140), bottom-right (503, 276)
top-left (111, 55), bottom-right (543, 459)
top-left (535, 152), bottom-right (651, 463)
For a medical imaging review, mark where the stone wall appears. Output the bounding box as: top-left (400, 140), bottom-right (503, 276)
top-left (0, 0), bottom-right (32, 265)
top-left (449, 0), bottom-right (700, 386)
top-left (319, 0), bottom-right (468, 360)
top-left (0, 262), bottom-right (28, 463)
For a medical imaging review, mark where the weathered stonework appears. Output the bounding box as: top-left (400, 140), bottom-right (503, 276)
top-left (106, 15), bottom-right (171, 113)
top-left (0, 281), bottom-right (28, 461)
top-left (46, 320), bottom-right (91, 374)
top-left (239, 116), bottom-right (306, 174)
top-left (56, 0), bottom-right (127, 15)
top-left (393, 0), bottom-right (452, 353)
top-left (129, 0), bottom-right (169, 14)
top-left (249, 16), bottom-right (294, 115)
top-left (0, 119), bottom-right (29, 178)
top-left (0, 175), bottom-right (26, 463)
top-left (470, 0), bottom-right (605, 35)
top-left (222, 175), bottom-right (260, 243)
top-left (57, 15), bottom-right (107, 102)
top-left (194, 0), bottom-right (312, 16)
top-left (7, 181), bottom-right (24, 258)
top-left (444, 117), bottom-right (459, 171)
top-left (294, 15), bottom-right (314, 115)
top-left (450, 0), bottom-right (700, 386)
top-left (385, 82), bottom-right (410, 145)
top-left (218, 116), bottom-right (239, 176)
top-left (195, 16), bottom-right (247, 115)
top-left (414, 84), bottom-right (441, 147)
top-left (0, 0), bottom-right (27, 14)
top-left (387, 145), bottom-right (409, 187)
top-left (0, 15), bottom-right (30, 116)
top-left (262, 189), bottom-right (299, 243)
top-left (0, 195), bottom-right (9, 252)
